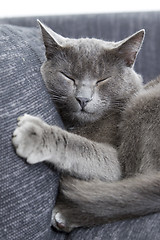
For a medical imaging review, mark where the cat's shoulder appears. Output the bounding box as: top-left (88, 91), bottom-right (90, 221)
top-left (123, 75), bottom-right (160, 120)
top-left (144, 75), bottom-right (160, 90)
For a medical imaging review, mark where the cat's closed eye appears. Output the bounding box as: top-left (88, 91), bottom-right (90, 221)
top-left (60, 72), bottom-right (75, 84)
top-left (96, 77), bottom-right (111, 86)
top-left (60, 71), bottom-right (111, 87)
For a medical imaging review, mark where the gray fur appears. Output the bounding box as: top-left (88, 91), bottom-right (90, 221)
top-left (12, 21), bottom-right (160, 233)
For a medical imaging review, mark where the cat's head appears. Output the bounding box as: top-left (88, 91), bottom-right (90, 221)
top-left (38, 20), bottom-right (144, 125)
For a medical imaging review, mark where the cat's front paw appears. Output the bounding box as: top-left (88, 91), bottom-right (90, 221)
top-left (12, 114), bottom-right (49, 164)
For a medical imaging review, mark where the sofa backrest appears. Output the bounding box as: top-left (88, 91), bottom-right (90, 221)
top-left (1, 12), bottom-right (160, 83)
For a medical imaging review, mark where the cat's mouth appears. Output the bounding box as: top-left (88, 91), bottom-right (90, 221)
top-left (78, 108), bottom-right (97, 117)
top-left (77, 104), bottom-right (90, 113)
top-left (73, 101), bottom-right (103, 121)
top-left (78, 106), bottom-right (92, 114)
top-left (73, 108), bottom-right (92, 117)
top-left (80, 108), bottom-right (88, 113)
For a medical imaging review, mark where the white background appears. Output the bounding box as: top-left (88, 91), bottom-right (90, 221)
top-left (0, 0), bottom-right (160, 18)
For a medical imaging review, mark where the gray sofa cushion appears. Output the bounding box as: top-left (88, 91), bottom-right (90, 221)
top-left (0, 24), bottom-right (65, 240)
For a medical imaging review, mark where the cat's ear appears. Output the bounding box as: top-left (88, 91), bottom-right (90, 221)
top-left (116, 29), bottom-right (145, 67)
top-left (37, 20), bottom-right (66, 59)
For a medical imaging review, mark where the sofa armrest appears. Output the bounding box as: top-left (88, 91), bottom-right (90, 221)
top-left (0, 24), bottom-right (65, 240)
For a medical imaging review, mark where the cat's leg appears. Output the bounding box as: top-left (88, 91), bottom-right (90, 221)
top-left (51, 172), bottom-right (160, 232)
top-left (51, 177), bottom-right (100, 232)
top-left (12, 114), bottom-right (121, 182)
top-left (12, 114), bottom-right (121, 232)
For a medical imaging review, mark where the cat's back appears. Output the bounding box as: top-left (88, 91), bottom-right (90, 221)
top-left (144, 75), bottom-right (160, 90)
top-left (119, 77), bottom-right (160, 175)
top-left (124, 77), bottom-right (160, 122)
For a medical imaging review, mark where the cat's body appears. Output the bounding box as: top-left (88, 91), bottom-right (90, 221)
top-left (120, 80), bottom-right (160, 177)
top-left (12, 21), bottom-right (160, 232)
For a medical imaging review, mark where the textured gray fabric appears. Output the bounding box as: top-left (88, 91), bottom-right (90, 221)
top-left (69, 213), bottom-right (160, 240)
top-left (1, 13), bottom-right (160, 240)
top-left (0, 25), bottom-right (66, 240)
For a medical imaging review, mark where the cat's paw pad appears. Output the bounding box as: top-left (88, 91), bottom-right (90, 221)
top-left (12, 114), bottom-right (46, 164)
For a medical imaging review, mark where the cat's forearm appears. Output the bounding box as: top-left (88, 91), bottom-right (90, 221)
top-left (12, 114), bottom-right (121, 182)
top-left (46, 126), bottom-right (121, 181)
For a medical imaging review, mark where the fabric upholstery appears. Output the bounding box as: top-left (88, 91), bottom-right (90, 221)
top-left (0, 25), bottom-right (65, 240)
top-left (1, 12), bottom-right (160, 240)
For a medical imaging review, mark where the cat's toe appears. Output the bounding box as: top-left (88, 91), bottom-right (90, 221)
top-left (55, 212), bottom-right (66, 230)
top-left (17, 114), bottom-right (29, 126)
top-left (51, 209), bottom-right (74, 233)
top-left (51, 209), bottom-right (65, 230)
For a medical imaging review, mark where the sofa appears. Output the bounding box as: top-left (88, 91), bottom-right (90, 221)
top-left (1, 12), bottom-right (160, 240)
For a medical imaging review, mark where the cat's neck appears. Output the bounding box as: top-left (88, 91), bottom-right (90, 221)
top-left (65, 109), bottom-right (122, 147)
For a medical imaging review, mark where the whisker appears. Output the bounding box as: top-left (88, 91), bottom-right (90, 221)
top-left (46, 87), bottom-right (68, 103)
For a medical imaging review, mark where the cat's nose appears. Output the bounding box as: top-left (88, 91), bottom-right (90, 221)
top-left (76, 97), bottom-right (91, 109)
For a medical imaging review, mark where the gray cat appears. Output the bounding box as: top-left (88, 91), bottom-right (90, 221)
top-left (12, 20), bottom-right (160, 233)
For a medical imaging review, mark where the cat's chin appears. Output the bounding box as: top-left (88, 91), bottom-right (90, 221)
top-left (73, 110), bottom-right (102, 124)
